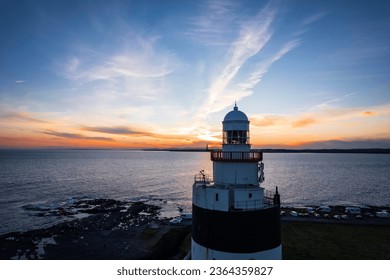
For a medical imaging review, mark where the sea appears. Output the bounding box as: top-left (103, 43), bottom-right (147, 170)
top-left (1, 149), bottom-right (390, 235)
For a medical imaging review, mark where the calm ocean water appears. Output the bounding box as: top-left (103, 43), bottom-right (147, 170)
top-left (1, 149), bottom-right (390, 234)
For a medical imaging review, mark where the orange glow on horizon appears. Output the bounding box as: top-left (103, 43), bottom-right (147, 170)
top-left (1, 130), bottom-right (388, 150)
top-left (1, 103), bottom-right (390, 149)
top-left (0, 131), bottom-right (213, 149)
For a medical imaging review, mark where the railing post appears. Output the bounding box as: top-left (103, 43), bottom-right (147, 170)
top-left (211, 150), bottom-right (263, 162)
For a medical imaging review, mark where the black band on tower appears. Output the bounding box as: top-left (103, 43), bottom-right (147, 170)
top-left (192, 204), bottom-right (281, 253)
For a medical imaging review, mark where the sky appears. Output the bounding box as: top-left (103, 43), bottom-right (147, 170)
top-left (0, 0), bottom-right (390, 149)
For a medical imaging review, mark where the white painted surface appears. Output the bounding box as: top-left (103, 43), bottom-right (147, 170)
top-left (193, 184), bottom-right (230, 211)
top-left (233, 188), bottom-right (264, 210)
top-left (213, 161), bottom-right (258, 185)
top-left (193, 183), bottom-right (264, 211)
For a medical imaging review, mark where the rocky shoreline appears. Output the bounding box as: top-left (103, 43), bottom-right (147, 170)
top-left (0, 199), bottom-right (191, 260)
top-left (1, 199), bottom-right (389, 260)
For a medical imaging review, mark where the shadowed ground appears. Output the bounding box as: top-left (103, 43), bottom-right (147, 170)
top-left (282, 221), bottom-right (390, 259)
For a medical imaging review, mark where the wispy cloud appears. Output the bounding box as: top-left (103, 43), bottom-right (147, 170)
top-left (81, 125), bottom-right (194, 141)
top-left (185, 0), bottom-right (239, 45)
top-left (64, 57), bottom-right (171, 83)
top-left (82, 126), bottom-right (148, 136)
top-left (42, 130), bottom-right (114, 141)
top-left (291, 11), bottom-right (328, 37)
top-left (251, 103), bottom-right (390, 129)
top-left (291, 117), bottom-right (318, 128)
top-left (15, 80), bottom-right (25, 83)
top-left (196, 3), bottom-right (277, 119)
top-left (301, 11), bottom-right (328, 26)
top-left (309, 92), bottom-right (357, 110)
top-left (66, 57), bottom-right (80, 73)
top-left (60, 35), bottom-right (175, 102)
top-left (192, 2), bottom-right (304, 140)
top-left (255, 10), bottom-right (326, 75)
top-left (361, 111), bottom-right (376, 117)
top-left (250, 115), bottom-right (288, 127)
top-left (237, 39), bottom-right (301, 90)
top-left (72, 53), bottom-right (172, 82)
top-left (0, 111), bottom-right (47, 123)
top-left (249, 104), bottom-right (390, 147)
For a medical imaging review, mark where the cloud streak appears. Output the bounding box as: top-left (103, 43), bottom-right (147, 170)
top-left (250, 115), bottom-right (287, 127)
top-left (82, 126), bottom-right (145, 135)
top-left (237, 39), bottom-right (301, 90)
top-left (73, 54), bottom-right (172, 82)
top-left (310, 92), bottom-right (357, 110)
top-left (192, 3), bottom-right (302, 144)
top-left (361, 111), bottom-right (376, 117)
top-left (60, 35), bottom-right (175, 103)
top-left (251, 104), bottom-right (390, 129)
top-left (185, 0), bottom-right (238, 45)
top-left (81, 125), bottom-right (195, 142)
top-left (248, 104), bottom-right (390, 148)
top-left (301, 11), bottom-right (328, 26)
top-left (42, 130), bottom-right (114, 141)
top-left (291, 117), bottom-right (318, 128)
top-left (0, 111), bottom-right (47, 123)
top-left (196, 3), bottom-right (277, 119)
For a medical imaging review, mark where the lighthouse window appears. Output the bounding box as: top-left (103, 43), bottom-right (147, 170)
top-left (249, 193), bottom-right (252, 198)
top-left (215, 193), bottom-right (219, 201)
top-left (223, 130), bottom-right (249, 144)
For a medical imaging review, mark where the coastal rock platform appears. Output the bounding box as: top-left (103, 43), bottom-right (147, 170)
top-left (0, 199), bottom-right (191, 260)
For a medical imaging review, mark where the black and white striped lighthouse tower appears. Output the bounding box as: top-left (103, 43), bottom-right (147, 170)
top-left (191, 104), bottom-right (282, 260)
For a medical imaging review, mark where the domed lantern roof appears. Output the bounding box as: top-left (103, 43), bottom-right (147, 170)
top-left (223, 103), bottom-right (249, 122)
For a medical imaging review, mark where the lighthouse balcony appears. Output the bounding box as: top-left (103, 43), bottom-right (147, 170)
top-left (193, 179), bottom-right (279, 212)
top-left (193, 173), bottom-right (214, 188)
top-left (232, 190), bottom-right (277, 211)
top-left (210, 149), bottom-right (263, 162)
top-left (232, 199), bottom-right (264, 210)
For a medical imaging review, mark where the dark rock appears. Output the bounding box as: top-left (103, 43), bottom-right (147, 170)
top-left (0, 199), bottom-right (172, 260)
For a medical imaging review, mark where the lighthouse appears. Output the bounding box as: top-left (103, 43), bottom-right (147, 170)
top-left (191, 104), bottom-right (282, 260)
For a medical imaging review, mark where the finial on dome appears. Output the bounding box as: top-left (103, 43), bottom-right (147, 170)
top-left (234, 101), bottom-right (238, 111)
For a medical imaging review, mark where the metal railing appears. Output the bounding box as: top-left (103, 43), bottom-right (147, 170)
top-left (210, 149), bottom-right (263, 162)
top-left (233, 199), bottom-right (263, 210)
top-left (231, 198), bottom-right (277, 211)
top-left (194, 171), bottom-right (213, 187)
top-left (264, 189), bottom-right (277, 207)
top-left (231, 189), bottom-right (277, 211)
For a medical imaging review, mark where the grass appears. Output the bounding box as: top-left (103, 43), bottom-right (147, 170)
top-left (148, 225), bottom-right (191, 259)
top-left (141, 228), bottom-right (157, 240)
top-left (282, 221), bottom-right (390, 259)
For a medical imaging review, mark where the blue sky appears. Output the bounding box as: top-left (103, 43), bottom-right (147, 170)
top-left (0, 0), bottom-right (389, 148)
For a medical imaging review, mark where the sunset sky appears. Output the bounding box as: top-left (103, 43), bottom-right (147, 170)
top-left (1, 0), bottom-right (389, 149)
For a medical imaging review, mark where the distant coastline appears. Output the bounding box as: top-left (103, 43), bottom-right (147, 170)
top-left (1, 148), bottom-right (389, 154)
top-left (143, 148), bottom-right (390, 154)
